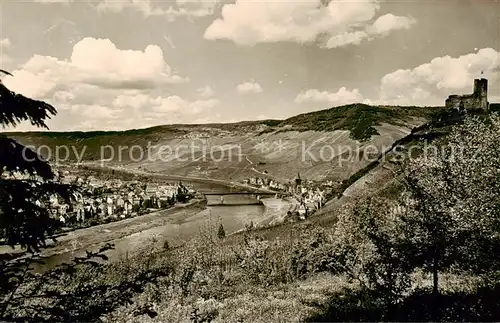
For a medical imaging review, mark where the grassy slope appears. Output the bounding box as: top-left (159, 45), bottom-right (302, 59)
top-left (277, 104), bottom-right (443, 140)
top-left (316, 106), bottom-right (487, 218)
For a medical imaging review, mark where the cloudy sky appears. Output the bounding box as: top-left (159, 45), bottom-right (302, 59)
top-left (1, 0), bottom-right (499, 131)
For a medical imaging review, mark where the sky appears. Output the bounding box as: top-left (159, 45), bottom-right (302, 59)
top-left (0, 0), bottom-right (499, 131)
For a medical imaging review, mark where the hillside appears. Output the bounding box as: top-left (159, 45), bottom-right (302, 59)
top-left (5, 104), bottom-right (444, 183)
top-left (314, 106), bottom-right (486, 217)
top-left (272, 104), bottom-right (440, 140)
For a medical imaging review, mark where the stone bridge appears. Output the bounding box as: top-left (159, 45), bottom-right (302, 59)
top-left (203, 192), bottom-right (277, 206)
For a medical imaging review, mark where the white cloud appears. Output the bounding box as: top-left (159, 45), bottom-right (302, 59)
top-left (96, 0), bottom-right (166, 17)
top-left (151, 96), bottom-right (219, 114)
top-left (3, 37), bottom-right (188, 99)
top-left (0, 37), bottom-right (213, 131)
top-left (191, 114), bottom-right (222, 124)
top-left (296, 48), bottom-right (500, 108)
top-left (367, 13), bottom-right (416, 36)
top-left (175, 0), bottom-right (219, 18)
top-left (112, 93), bottom-right (151, 110)
top-left (324, 14), bottom-right (415, 48)
top-left (72, 104), bottom-right (119, 120)
top-left (142, 96), bottom-right (220, 125)
top-left (295, 87), bottom-right (364, 106)
top-left (95, 0), bottom-right (218, 20)
top-left (204, 0), bottom-right (415, 48)
top-left (35, 0), bottom-right (218, 20)
top-left (113, 93), bottom-right (219, 116)
top-left (237, 81), bottom-right (263, 94)
top-left (324, 31), bottom-right (368, 49)
top-left (197, 85), bottom-right (215, 98)
top-left (378, 48), bottom-right (500, 105)
top-left (190, 98), bottom-right (220, 113)
top-left (150, 96), bottom-right (185, 113)
top-left (1, 89), bottom-right (220, 131)
top-left (52, 90), bottom-right (75, 104)
top-left (70, 95), bottom-right (220, 130)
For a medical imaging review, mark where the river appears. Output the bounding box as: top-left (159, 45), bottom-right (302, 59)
top-left (28, 195), bottom-right (292, 273)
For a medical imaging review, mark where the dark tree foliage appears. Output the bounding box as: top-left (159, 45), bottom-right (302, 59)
top-left (0, 78), bottom-right (57, 129)
top-left (176, 182), bottom-right (189, 203)
top-left (217, 223), bottom-right (226, 240)
top-left (0, 74), bottom-right (73, 252)
top-left (0, 73), bottom-right (76, 318)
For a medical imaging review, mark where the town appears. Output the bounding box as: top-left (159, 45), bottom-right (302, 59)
top-left (240, 173), bottom-right (338, 219)
top-left (1, 165), bottom-right (197, 229)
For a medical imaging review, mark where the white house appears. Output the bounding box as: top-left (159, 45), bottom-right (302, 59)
top-left (145, 184), bottom-right (158, 195)
top-left (298, 204), bottom-right (307, 220)
top-left (106, 204), bottom-right (114, 217)
top-left (75, 204), bottom-right (85, 221)
top-left (158, 185), bottom-right (177, 198)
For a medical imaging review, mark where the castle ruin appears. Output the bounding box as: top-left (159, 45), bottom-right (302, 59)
top-left (445, 78), bottom-right (489, 112)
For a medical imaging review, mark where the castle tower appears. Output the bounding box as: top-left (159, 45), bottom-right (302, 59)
top-left (445, 78), bottom-right (490, 112)
top-left (473, 78), bottom-right (489, 111)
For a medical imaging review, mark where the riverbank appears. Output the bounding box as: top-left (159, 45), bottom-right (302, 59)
top-left (1, 185), bottom-right (294, 273)
top-left (0, 200), bottom-right (205, 267)
top-left (227, 197), bottom-right (297, 235)
top-left (262, 197), bottom-right (299, 227)
top-left (49, 199), bottom-right (205, 255)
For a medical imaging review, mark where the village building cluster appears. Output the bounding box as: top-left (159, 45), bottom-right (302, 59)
top-left (241, 173), bottom-right (338, 219)
top-left (2, 169), bottom-right (195, 227)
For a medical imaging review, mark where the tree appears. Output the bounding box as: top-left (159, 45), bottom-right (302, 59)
top-left (399, 114), bottom-right (500, 296)
top-left (176, 185), bottom-right (188, 203)
top-left (0, 71), bottom-right (74, 252)
top-left (217, 223), bottom-right (226, 240)
top-left (163, 239), bottom-right (170, 250)
top-left (335, 197), bottom-right (413, 304)
top-left (0, 70), bottom-right (76, 317)
top-left (331, 114), bottom-right (500, 318)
